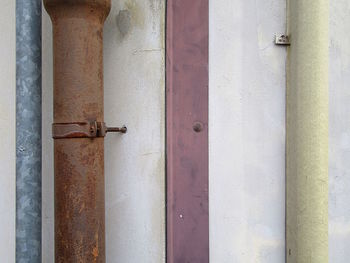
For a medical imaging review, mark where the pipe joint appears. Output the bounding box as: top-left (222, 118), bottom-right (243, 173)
top-left (44, 0), bottom-right (111, 21)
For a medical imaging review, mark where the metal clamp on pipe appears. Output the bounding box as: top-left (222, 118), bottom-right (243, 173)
top-left (52, 121), bottom-right (127, 139)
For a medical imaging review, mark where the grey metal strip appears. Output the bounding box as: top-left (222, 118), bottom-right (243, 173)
top-left (16, 0), bottom-right (42, 262)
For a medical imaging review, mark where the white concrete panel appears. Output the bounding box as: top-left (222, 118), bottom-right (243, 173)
top-left (209, 1), bottom-right (286, 262)
top-left (42, 0), bottom-right (165, 262)
top-left (329, 2), bottom-right (350, 262)
top-left (0, 1), bottom-right (16, 262)
top-left (104, 0), bottom-right (165, 262)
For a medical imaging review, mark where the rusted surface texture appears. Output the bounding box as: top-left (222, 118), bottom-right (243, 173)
top-left (55, 139), bottom-right (105, 262)
top-left (49, 14), bottom-right (107, 123)
top-left (43, 0), bottom-right (110, 261)
top-left (44, 0), bottom-right (111, 21)
top-left (52, 122), bottom-right (100, 139)
top-left (166, 0), bottom-right (209, 262)
top-left (52, 122), bottom-right (126, 139)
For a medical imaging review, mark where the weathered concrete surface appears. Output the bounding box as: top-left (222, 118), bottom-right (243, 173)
top-left (209, 0), bottom-right (286, 262)
top-left (0, 1), bottom-right (16, 262)
top-left (42, 0), bottom-right (165, 262)
top-left (329, 2), bottom-right (350, 262)
top-left (104, 1), bottom-right (165, 261)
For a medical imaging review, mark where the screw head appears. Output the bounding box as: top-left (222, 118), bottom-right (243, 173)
top-left (193, 122), bottom-right (203, 133)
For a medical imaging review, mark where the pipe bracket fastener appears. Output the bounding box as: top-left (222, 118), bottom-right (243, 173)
top-left (275, 34), bottom-right (290, 45)
top-left (52, 121), bottom-right (127, 139)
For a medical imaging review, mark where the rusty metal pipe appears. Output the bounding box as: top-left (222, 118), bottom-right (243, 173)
top-left (43, 1), bottom-right (111, 261)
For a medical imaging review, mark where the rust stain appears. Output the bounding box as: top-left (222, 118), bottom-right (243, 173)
top-left (92, 246), bottom-right (99, 258)
top-left (92, 232), bottom-right (100, 260)
top-left (125, 0), bottom-right (145, 29)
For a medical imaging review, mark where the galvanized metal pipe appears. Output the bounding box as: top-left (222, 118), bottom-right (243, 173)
top-left (43, 0), bottom-right (111, 261)
top-left (286, 1), bottom-right (329, 262)
top-left (16, 0), bottom-right (42, 262)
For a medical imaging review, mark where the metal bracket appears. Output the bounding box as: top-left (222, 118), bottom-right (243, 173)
top-left (275, 34), bottom-right (290, 45)
top-left (52, 121), bottom-right (127, 139)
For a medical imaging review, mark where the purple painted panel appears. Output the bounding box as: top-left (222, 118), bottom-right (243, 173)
top-left (166, 0), bottom-right (209, 262)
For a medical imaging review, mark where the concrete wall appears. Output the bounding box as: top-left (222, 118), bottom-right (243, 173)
top-left (208, 1), bottom-right (350, 262)
top-left (0, 0), bottom-right (349, 262)
top-left (0, 1), bottom-right (15, 262)
top-left (329, 2), bottom-right (350, 262)
top-left (42, 0), bottom-right (165, 262)
top-left (209, 1), bottom-right (286, 262)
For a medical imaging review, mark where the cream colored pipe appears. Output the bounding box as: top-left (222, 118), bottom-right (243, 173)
top-left (286, 0), bottom-right (329, 262)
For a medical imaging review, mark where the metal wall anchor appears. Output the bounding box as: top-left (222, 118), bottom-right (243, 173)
top-left (275, 34), bottom-right (290, 45)
top-left (52, 121), bottom-right (127, 139)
